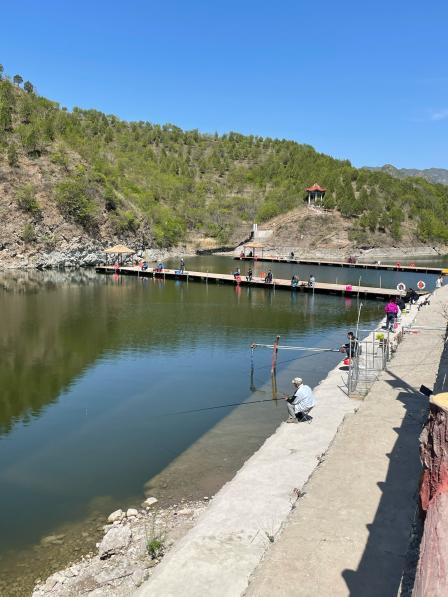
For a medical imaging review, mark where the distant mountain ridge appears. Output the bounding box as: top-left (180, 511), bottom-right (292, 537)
top-left (366, 164), bottom-right (448, 185)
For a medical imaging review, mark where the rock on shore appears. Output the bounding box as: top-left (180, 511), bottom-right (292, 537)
top-left (32, 500), bottom-right (208, 597)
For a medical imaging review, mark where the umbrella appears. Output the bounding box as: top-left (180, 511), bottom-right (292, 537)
top-left (104, 244), bottom-right (135, 265)
top-left (104, 244), bottom-right (135, 254)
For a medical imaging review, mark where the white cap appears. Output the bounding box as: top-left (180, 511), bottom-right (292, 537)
top-left (292, 377), bottom-right (303, 386)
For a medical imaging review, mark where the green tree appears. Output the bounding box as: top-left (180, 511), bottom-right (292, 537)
top-left (55, 176), bottom-right (98, 228)
top-left (21, 222), bottom-right (36, 243)
top-left (23, 81), bottom-right (34, 94)
top-left (0, 64), bottom-right (3, 80)
top-left (16, 184), bottom-right (41, 215)
top-left (7, 143), bottom-right (18, 167)
top-left (13, 74), bottom-right (23, 86)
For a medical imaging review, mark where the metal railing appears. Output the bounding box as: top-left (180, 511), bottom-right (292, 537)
top-left (347, 329), bottom-right (391, 397)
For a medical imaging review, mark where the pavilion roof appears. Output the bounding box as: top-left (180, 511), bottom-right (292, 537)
top-left (305, 183), bottom-right (326, 192)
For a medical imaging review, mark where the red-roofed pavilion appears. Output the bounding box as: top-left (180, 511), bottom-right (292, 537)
top-left (305, 183), bottom-right (326, 206)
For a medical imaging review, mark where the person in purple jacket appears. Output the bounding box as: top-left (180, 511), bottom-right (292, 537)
top-left (385, 298), bottom-right (399, 330)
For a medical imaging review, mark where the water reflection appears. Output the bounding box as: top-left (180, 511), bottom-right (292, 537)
top-left (0, 265), bottom-right (384, 593)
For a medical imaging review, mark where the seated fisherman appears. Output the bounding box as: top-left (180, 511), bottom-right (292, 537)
top-left (264, 270), bottom-right (273, 283)
top-left (340, 331), bottom-right (359, 358)
top-left (291, 274), bottom-right (299, 287)
top-left (285, 377), bottom-right (316, 423)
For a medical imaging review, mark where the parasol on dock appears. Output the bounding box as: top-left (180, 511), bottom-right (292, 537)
top-left (104, 244), bottom-right (135, 265)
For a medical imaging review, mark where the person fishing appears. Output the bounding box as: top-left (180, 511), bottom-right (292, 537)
top-left (308, 274), bottom-right (316, 288)
top-left (340, 332), bottom-right (359, 358)
top-left (284, 377), bottom-right (316, 423)
top-left (404, 288), bottom-right (419, 304)
top-left (179, 258), bottom-right (185, 273)
top-left (246, 268), bottom-right (253, 282)
top-left (291, 274), bottom-right (299, 287)
top-left (264, 270), bottom-right (273, 284)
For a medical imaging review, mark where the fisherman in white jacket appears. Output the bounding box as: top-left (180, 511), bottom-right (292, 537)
top-left (285, 377), bottom-right (315, 423)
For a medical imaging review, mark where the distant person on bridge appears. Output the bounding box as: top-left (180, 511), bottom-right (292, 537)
top-left (290, 251), bottom-right (295, 259)
top-left (264, 270), bottom-right (273, 284)
top-left (285, 377), bottom-right (316, 423)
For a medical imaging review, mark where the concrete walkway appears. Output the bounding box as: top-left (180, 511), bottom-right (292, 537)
top-left (133, 295), bottom-right (436, 597)
top-left (246, 286), bottom-right (448, 597)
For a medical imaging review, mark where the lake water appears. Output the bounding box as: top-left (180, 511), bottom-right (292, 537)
top-left (0, 256), bottom-right (439, 594)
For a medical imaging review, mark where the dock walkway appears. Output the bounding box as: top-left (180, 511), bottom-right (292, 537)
top-left (235, 255), bottom-right (443, 275)
top-left (96, 265), bottom-right (403, 300)
top-left (245, 286), bottom-right (448, 597)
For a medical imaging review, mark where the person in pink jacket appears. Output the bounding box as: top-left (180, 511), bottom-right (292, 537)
top-left (385, 298), bottom-right (399, 330)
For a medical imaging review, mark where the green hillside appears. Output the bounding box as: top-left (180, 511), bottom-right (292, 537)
top-left (1, 65), bottom-right (448, 252)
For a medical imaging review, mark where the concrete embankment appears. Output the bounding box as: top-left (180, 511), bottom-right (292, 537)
top-left (246, 286), bottom-right (448, 597)
top-left (134, 295), bottom-right (439, 597)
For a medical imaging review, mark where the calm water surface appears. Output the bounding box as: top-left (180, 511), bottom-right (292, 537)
top-left (0, 260), bottom-right (396, 593)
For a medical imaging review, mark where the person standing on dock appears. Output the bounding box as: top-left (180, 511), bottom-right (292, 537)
top-left (246, 268), bottom-right (253, 282)
top-left (285, 378), bottom-right (315, 423)
top-left (436, 275), bottom-right (444, 288)
top-left (385, 298), bottom-right (399, 330)
top-left (180, 258), bottom-right (185, 273)
top-left (308, 274), bottom-right (315, 288)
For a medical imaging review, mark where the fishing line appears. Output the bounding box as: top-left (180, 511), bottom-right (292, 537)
top-left (165, 396), bottom-right (287, 417)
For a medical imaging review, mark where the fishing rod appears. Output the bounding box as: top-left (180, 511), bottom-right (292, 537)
top-left (251, 343), bottom-right (341, 353)
top-left (168, 394), bottom-right (290, 417)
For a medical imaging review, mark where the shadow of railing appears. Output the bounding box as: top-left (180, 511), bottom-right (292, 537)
top-left (341, 369), bottom-right (429, 596)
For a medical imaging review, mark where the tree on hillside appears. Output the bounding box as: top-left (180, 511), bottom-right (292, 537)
top-left (13, 74), bottom-right (23, 87)
top-left (0, 103), bottom-right (12, 132)
top-left (0, 64), bottom-right (3, 80)
top-left (7, 143), bottom-right (18, 167)
top-left (24, 81), bottom-right (34, 94)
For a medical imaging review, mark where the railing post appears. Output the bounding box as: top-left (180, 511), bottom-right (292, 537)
top-left (271, 335), bottom-right (280, 375)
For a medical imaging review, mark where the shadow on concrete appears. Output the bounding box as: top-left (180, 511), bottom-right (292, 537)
top-left (341, 370), bottom-right (428, 597)
top-left (342, 334), bottom-right (448, 597)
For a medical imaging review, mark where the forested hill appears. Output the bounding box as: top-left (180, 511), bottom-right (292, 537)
top-left (366, 164), bottom-right (448, 186)
top-left (1, 66), bottom-right (448, 266)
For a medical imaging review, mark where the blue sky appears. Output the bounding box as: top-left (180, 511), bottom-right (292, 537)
top-left (1, 0), bottom-right (447, 168)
